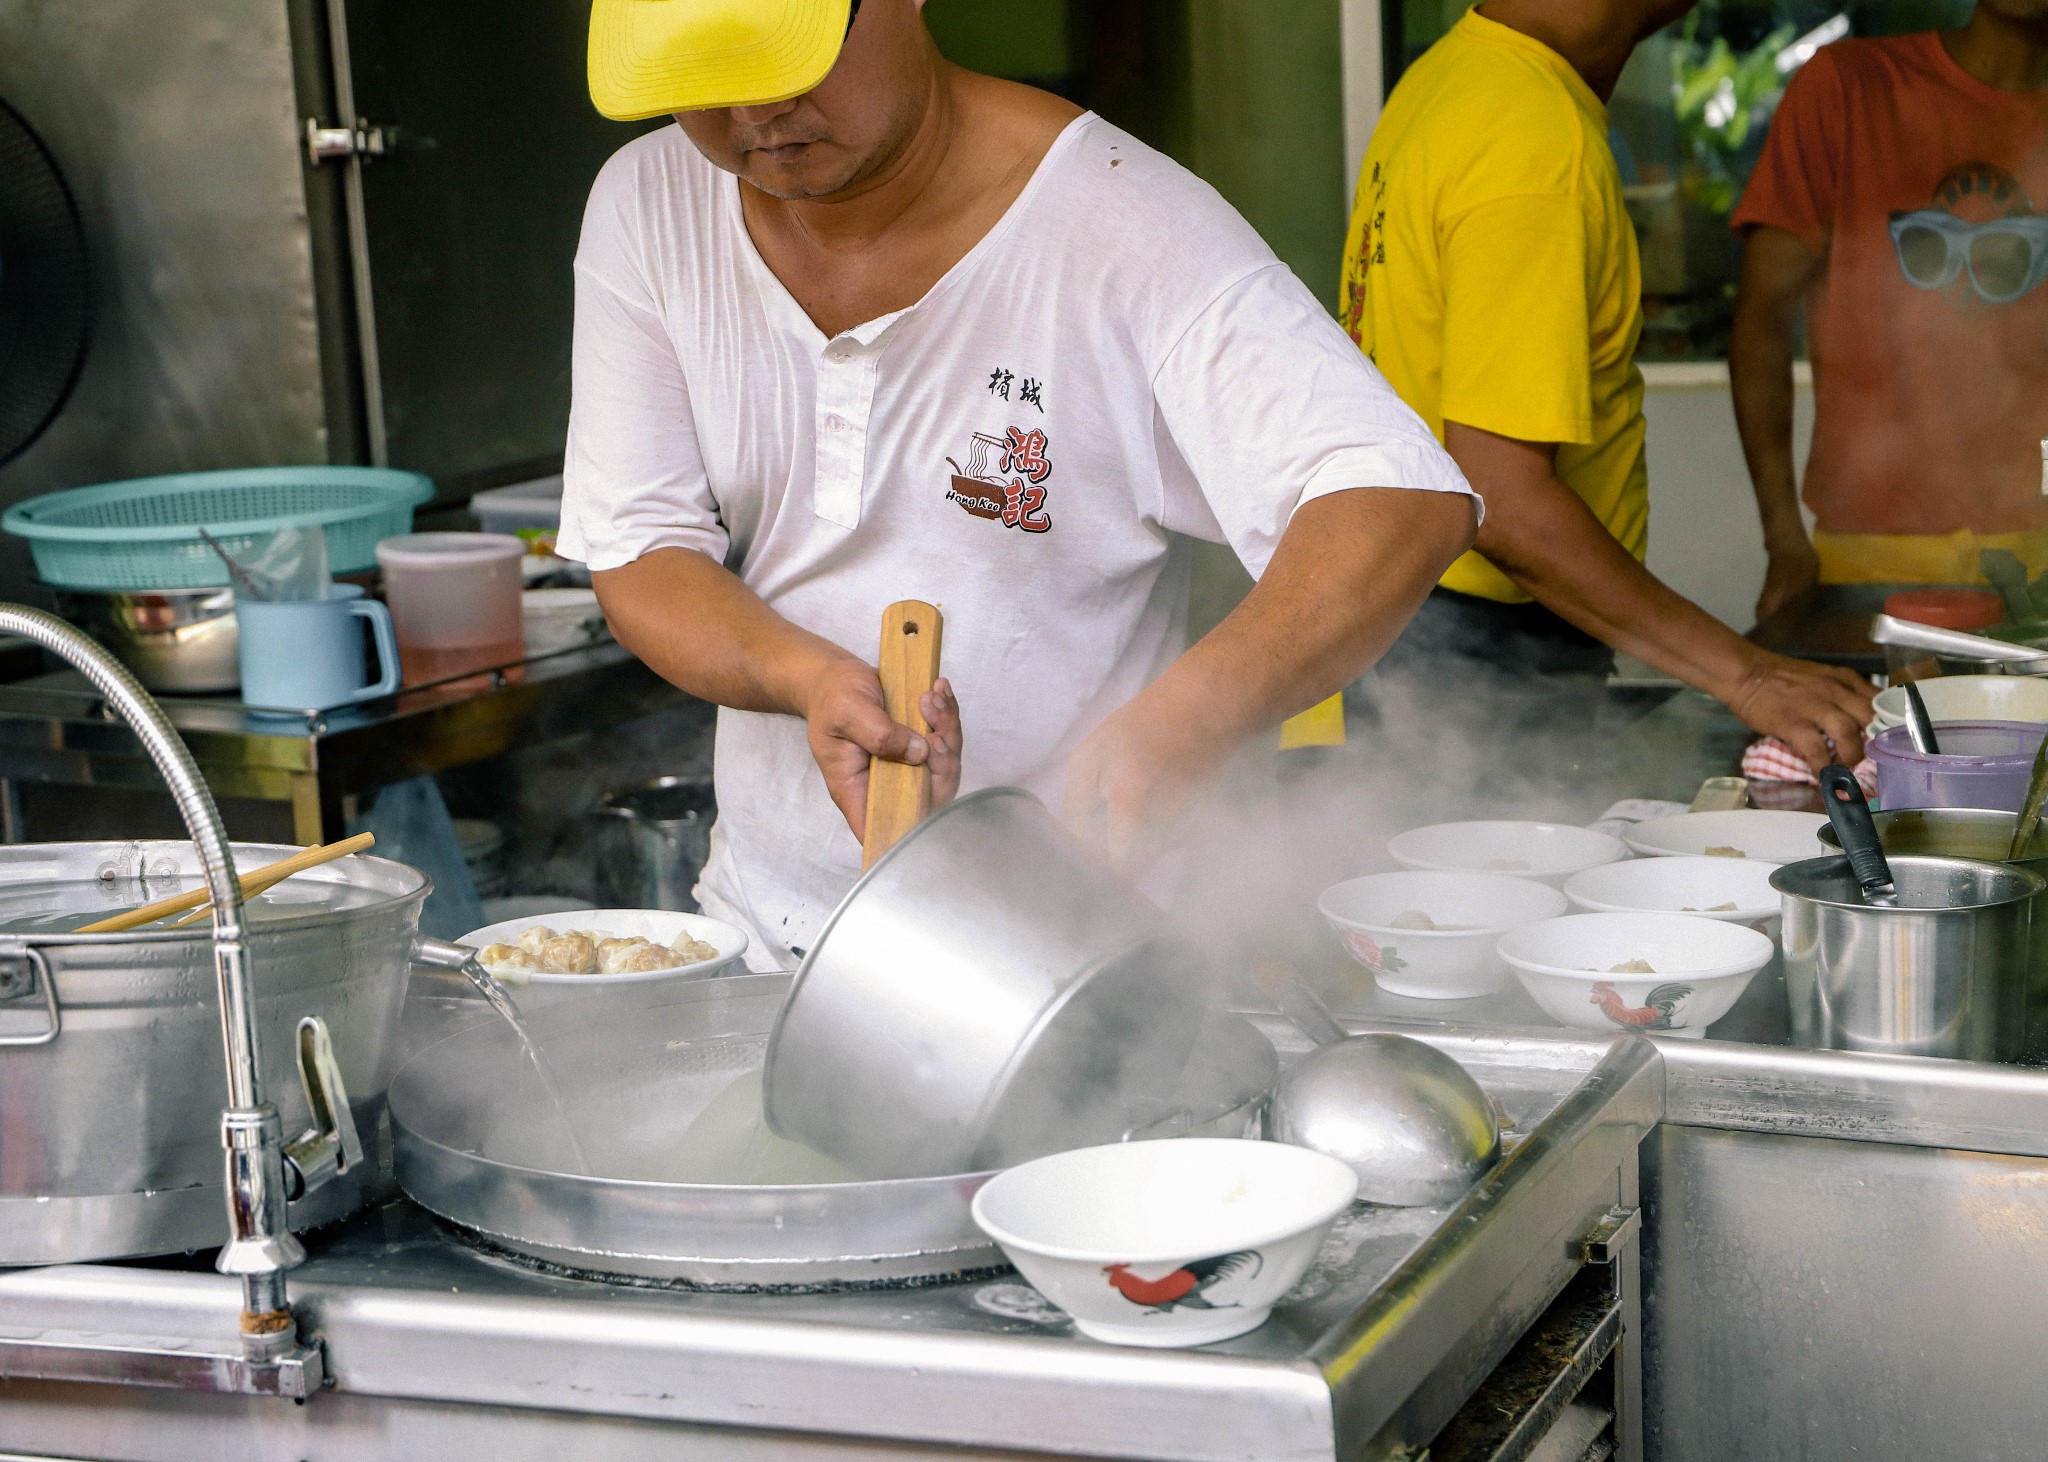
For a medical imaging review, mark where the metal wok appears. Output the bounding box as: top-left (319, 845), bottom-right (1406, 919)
top-left (388, 973), bottom-right (1275, 1291)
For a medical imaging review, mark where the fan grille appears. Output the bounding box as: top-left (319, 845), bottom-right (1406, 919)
top-left (0, 96), bottom-right (92, 468)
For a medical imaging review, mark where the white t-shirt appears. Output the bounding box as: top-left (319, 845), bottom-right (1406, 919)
top-left (560, 113), bottom-right (1473, 967)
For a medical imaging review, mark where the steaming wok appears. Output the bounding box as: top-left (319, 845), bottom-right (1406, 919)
top-left (389, 972), bottom-right (1273, 1291)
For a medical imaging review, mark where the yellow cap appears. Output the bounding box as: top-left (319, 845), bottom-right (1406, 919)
top-left (588, 0), bottom-right (849, 121)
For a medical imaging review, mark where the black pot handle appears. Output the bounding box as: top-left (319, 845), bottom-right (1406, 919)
top-left (1820, 764), bottom-right (1896, 905)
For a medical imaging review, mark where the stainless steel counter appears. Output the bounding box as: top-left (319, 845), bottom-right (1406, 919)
top-left (0, 1025), bottom-right (1661, 1462)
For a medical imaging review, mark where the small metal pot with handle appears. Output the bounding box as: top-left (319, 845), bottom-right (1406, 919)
top-left (763, 786), bottom-right (1212, 1179)
top-left (1818, 806), bottom-right (2048, 1060)
top-left (762, 601), bottom-right (1211, 1179)
top-left (1774, 852), bottom-right (2042, 1061)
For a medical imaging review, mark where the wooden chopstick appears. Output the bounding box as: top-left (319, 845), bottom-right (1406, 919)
top-left (75, 833), bottom-right (377, 934)
top-left (165, 833), bottom-right (377, 926)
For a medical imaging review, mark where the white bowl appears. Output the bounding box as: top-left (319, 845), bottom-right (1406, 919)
top-left (1563, 856), bottom-right (1784, 940)
top-left (1621, 810), bottom-right (1828, 864)
top-left (522, 587), bottom-right (608, 656)
top-left (1873, 675), bottom-right (2048, 729)
top-left (1497, 912), bottom-right (1774, 1038)
top-left (459, 908), bottom-right (748, 985)
top-left (1318, 871), bottom-right (1569, 998)
top-left (971, 1139), bottom-right (1358, 1348)
top-left (1386, 821), bottom-right (1626, 886)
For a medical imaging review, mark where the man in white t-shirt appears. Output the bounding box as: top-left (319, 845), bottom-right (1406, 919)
top-left (561, 0), bottom-right (1479, 967)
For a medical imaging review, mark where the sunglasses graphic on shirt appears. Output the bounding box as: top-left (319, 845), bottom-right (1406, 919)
top-left (1889, 208), bottom-right (2048, 305)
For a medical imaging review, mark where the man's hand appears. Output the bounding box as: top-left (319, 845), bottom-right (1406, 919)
top-left (594, 551), bottom-right (964, 847)
top-left (1755, 539), bottom-right (1820, 622)
top-left (1062, 693), bottom-right (1229, 873)
top-left (1444, 421), bottom-right (1872, 770)
top-left (1723, 647), bottom-right (1873, 772)
top-left (1059, 487), bottom-right (1475, 870)
top-left (805, 659), bottom-right (962, 841)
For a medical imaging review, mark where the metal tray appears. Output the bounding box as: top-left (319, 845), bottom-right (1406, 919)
top-left (388, 974), bottom-right (1272, 1291)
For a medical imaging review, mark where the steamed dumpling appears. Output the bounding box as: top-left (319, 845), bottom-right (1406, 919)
top-left (516, 925), bottom-right (556, 957)
top-left (540, 933), bottom-right (599, 974)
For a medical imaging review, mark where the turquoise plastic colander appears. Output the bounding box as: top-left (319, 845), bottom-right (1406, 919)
top-left (2, 466), bottom-right (435, 590)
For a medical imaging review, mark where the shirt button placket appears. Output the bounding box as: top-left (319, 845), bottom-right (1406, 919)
top-left (814, 337), bottom-right (873, 530)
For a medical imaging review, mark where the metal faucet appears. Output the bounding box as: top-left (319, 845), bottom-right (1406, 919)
top-left (0, 606), bottom-right (302, 1354)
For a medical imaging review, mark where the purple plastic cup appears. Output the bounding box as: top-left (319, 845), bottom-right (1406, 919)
top-left (1869, 719), bottom-right (2048, 813)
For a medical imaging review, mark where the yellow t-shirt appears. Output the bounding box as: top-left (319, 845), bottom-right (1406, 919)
top-left (1339, 8), bottom-right (1648, 604)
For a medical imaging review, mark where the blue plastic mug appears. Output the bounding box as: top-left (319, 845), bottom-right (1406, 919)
top-left (236, 583), bottom-right (400, 711)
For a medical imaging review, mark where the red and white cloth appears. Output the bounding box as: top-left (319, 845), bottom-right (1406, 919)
top-left (1741, 737), bottom-right (1878, 799)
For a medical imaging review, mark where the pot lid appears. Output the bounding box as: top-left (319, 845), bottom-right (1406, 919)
top-left (0, 839), bottom-right (428, 936)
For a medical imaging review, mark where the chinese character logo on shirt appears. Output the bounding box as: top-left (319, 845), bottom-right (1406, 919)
top-left (944, 425), bottom-right (1053, 534)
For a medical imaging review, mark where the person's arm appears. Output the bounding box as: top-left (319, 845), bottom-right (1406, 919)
top-left (593, 548), bottom-right (961, 841)
top-left (1731, 226), bottom-right (1824, 621)
top-left (1442, 420), bottom-right (1872, 770)
top-left (1063, 486), bottom-right (1474, 864)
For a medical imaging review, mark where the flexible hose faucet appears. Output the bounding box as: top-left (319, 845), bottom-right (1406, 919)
top-left (0, 606), bottom-right (301, 1352)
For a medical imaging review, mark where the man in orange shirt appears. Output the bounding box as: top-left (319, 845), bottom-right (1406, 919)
top-left (1732, 0), bottom-right (2048, 617)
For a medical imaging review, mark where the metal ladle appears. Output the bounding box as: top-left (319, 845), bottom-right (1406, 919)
top-left (1262, 973), bottom-right (1499, 1207)
top-left (1902, 682), bottom-right (1942, 756)
top-left (2009, 737), bottom-right (2048, 861)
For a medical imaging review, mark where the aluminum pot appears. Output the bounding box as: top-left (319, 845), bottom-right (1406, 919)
top-left (763, 788), bottom-right (1212, 1179)
top-left (49, 584), bottom-right (239, 693)
top-left (593, 775), bottom-right (714, 912)
top-left (1818, 808), bottom-right (2048, 1061)
top-left (1773, 853), bottom-right (2042, 1061)
top-left (0, 839), bottom-right (430, 1264)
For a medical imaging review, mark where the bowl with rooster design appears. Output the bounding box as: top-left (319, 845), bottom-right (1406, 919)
top-left (970, 1138), bottom-right (1358, 1348)
top-left (1497, 912), bottom-right (1773, 1039)
top-left (1319, 871), bottom-right (1569, 998)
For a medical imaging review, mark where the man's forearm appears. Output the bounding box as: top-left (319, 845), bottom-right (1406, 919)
top-left (1477, 473), bottom-right (1762, 699)
top-left (1730, 228), bottom-right (1821, 556)
top-left (592, 547), bottom-right (856, 715)
top-left (1135, 487), bottom-right (1476, 744)
top-left (1730, 288), bottom-right (1807, 552)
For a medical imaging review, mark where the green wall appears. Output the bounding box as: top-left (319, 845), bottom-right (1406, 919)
top-left (1184, 1), bottom-right (1347, 309)
top-left (924, 0), bottom-right (1350, 311)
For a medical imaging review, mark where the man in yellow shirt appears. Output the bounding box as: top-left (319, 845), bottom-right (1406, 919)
top-left (1341, 0), bottom-right (1874, 774)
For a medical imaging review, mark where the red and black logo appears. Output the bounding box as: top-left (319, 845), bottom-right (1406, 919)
top-left (945, 426), bottom-right (1052, 533)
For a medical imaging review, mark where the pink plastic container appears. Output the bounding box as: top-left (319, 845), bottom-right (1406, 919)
top-left (374, 532), bottom-right (524, 686)
top-left (1869, 720), bottom-right (2048, 813)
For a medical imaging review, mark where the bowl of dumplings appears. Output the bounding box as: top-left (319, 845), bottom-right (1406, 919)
top-left (459, 908), bottom-right (749, 990)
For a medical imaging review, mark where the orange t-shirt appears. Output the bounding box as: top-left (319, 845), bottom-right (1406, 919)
top-left (1732, 33), bottom-right (2048, 538)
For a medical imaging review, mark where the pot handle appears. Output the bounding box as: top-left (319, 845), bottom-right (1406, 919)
top-left (1820, 764), bottom-right (1897, 906)
top-left (863, 600), bottom-right (944, 870)
top-left (0, 945), bottom-right (59, 1047)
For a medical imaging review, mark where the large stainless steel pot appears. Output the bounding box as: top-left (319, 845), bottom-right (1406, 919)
top-left (48, 584), bottom-right (239, 693)
top-left (0, 839), bottom-right (429, 1264)
top-left (1818, 808), bottom-right (2048, 1061)
top-left (1774, 853), bottom-right (2042, 1061)
top-left (764, 789), bottom-right (1211, 1179)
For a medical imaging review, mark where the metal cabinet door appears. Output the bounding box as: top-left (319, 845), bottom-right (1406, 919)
top-left (314, 0), bottom-right (661, 500)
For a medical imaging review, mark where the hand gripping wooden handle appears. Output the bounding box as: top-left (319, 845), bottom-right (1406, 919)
top-left (862, 600), bottom-right (944, 870)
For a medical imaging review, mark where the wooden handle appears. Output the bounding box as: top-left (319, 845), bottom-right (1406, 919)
top-left (862, 600), bottom-right (943, 870)
top-left (75, 833), bottom-right (377, 934)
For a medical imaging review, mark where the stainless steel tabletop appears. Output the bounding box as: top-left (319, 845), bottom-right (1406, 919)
top-left (0, 1022), bottom-right (1661, 1462)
